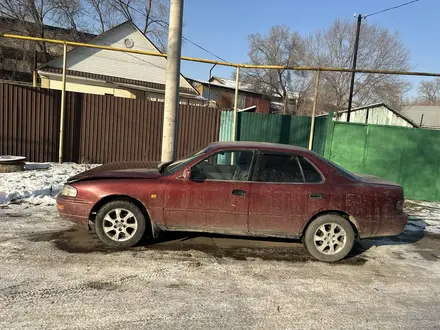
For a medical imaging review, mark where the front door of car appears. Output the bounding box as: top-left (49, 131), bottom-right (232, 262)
top-left (249, 152), bottom-right (330, 236)
top-left (164, 150), bottom-right (254, 234)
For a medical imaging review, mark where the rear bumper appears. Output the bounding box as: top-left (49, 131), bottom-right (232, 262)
top-left (376, 212), bottom-right (408, 237)
top-left (56, 194), bottom-right (93, 228)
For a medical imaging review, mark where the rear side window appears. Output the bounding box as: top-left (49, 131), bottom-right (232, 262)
top-left (298, 157), bottom-right (323, 183)
top-left (254, 153), bottom-right (304, 183)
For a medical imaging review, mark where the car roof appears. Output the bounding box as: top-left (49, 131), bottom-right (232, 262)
top-left (208, 141), bottom-right (313, 154)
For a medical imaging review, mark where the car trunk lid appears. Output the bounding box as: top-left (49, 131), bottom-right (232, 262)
top-left (355, 173), bottom-right (401, 187)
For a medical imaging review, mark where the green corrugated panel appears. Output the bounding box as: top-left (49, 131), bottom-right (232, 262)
top-left (238, 113), bottom-right (284, 143)
top-left (327, 122), bottom-right (368, 173)
top-left (289, 116), bottom-right (311, 148)
top-left (219, 111), bottom-right (233, 141)
top-left (220, 112), bottom-right (328, 154)
top-left (326, 121), bottom-right (440, 201)
top-left (399, 128), bottom-right (440, 200)
top-left (363, 125), bottom-right (407, 183)
top-left (312, 117), bottom-right (328, 155)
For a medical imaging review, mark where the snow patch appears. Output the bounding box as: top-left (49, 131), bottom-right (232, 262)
top-left (0, 163), bottom-right (98, 206)
top-left (404, 200), bottom-right (440, 235)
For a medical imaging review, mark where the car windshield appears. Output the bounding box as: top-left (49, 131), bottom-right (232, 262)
top-left (162, 147), bottom-right (210, 175)
top-left (317, 155), bottom-right (359, 181)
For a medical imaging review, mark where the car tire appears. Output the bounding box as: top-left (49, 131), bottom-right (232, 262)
top-left (303, 214), bottom-right (355, 262)
top-left (95, 200), bottom-right (147, 249)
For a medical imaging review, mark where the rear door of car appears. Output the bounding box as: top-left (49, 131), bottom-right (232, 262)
top-left (248, 151), bottom-right (331, 236)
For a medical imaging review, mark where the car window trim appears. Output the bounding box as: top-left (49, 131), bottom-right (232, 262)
top-left (296, 156), bottom-right (306, 183)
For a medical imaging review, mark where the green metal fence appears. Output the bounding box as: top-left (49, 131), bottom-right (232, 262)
top-left (219, 112), bottom-right (328, 155)
top-left (324, 120), bottom-right (440, 201)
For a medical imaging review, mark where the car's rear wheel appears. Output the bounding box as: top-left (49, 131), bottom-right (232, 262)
top-left (95, 200), bottom-right (146, 249)
top-left (303, 214), bottom-right (355, 262)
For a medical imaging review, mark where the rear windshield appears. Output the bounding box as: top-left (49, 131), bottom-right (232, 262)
top-left (317, 155), bottom-right (359, 181)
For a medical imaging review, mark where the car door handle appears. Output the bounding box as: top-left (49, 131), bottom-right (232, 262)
top-left (309, 193), bottom-right (323, 199)
top-left (232, 189), bottom-right (247, 196)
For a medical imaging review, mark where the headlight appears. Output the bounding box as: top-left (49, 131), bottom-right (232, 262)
top-left (61, 184), bottom-right (77, 197)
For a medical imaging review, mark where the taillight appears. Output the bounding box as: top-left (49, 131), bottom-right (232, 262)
top-left (396, 200), bottom-right (404, 212)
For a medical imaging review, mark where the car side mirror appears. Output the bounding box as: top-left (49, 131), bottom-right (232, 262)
top-left (182, 168), bottom-right (191, 180)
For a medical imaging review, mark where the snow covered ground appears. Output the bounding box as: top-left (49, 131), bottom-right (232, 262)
top-left (0, 163), bottom-right (98, 205)
top-left (405, 200), bottom-right (440, 234)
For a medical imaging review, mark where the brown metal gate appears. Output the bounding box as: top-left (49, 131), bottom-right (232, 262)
top-left (0, 83), bottom-right (221, 163)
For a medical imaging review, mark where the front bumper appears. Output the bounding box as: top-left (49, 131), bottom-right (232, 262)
top-left (56, 194), bottom-right (93, 227)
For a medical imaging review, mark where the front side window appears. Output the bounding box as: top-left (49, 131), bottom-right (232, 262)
top-left (163, 147), bottom-right (210, 175)
top-left (253, 153), bottom-right (304, 183)
top-left (191, 150), bottom-right (254, 182)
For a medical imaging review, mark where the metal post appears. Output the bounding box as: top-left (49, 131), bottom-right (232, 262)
top-left (207, 63), bottom-right (216, 105)
top-left (347, 14), bottom-right (362, 122)
top-left (161, 0), bottom-right (184, 162)
top-left (32, 48), bottom-right (37, 87)
top-left (308, 70), bottom-right (320, 150)
top-left (58, 43), bottom-right (67, 164)
top-left (232, 67), bottom-right (240, 141)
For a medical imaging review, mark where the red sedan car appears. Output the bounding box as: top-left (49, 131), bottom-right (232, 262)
top-left (56, 141), bottom-right (407, 262)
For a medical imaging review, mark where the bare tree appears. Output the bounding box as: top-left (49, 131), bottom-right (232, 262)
top-left (240, 25), bottom-right (310, 115)
top-left (84, 0), bottom-right (122, 33)
top-left (52, 0), bottom-right (83, 38)
top-left (0, 0), bottom-right (57, 58)
top-left (305, 19), bottom-right (411, 112)
top-left (417, 78), bottom-right (440, 105)
top-left (110, 0), bottom-right (169, 51)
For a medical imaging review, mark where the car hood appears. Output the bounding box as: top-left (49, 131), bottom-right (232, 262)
top-left (355, 173), bottom-right (401, 187)
top-left (67, 161), bottom-right (161, 183)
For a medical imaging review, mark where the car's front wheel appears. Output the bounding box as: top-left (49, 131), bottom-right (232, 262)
top-left (95, 200), bottom-right (146, 249)
top-left (303, 214), bottom-right (355, 262)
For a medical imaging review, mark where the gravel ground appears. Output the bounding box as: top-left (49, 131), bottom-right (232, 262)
top-left (1, 204), bottom-right (440, 329)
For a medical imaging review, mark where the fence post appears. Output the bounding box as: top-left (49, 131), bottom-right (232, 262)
top-left (232, 67), bottom-right (240, 141)
top-left (308, 70), bottom-right (320, 150)
top-left (58, 42), bottom-right (67, 164)
top-left (324, 112), bottom-right (334, 159)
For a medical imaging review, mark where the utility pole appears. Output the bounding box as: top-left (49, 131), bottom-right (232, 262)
top-left (347, 13), bottom-right (362, 122)
top-left (161, 0), bottom-right (184, 162)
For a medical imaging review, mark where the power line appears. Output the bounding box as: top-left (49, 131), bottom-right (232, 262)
top-left (180, 35), bottom-right (228, 62)
top-left (365, 0), bottom-right (420, 18)
top-left (123, 2), bottom-right (227, 62)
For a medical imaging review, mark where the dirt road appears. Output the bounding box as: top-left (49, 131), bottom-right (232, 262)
top-left (1, 204), bottom-right (440, 329)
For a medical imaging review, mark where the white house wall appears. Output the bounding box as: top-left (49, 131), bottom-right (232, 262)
top-left (334, 105), bottom-right (413, 127)
top-left (46, 22), bottom-right (194, 91)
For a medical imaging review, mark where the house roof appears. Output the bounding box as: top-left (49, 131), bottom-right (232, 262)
top-left (402, 105), bottom-right (440, 128)
top-left (317, 102), bottom-right (419, 127)
top-left (0, 17), bottom-right (96, 40)
top-left (39, 68), bottom-right (198, 95)
top-left (210, 77), bottom-right (256, 92)
top-left (188, 77), bottom-right (264, 96)
top-left (209, 76), bottom-right (300, 99)
top-left (39, 21), bottom-right (199, 95)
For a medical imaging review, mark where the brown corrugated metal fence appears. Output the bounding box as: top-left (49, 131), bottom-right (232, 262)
top-left (0, 83), bottom-right (221, 163)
